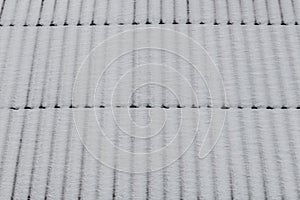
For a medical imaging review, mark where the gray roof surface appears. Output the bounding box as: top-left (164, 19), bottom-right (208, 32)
top-left (0, 0), bottom-right (300, 199)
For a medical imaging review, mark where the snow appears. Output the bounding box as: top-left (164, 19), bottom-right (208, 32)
top-left (0, 0), bottom-right (299, 199)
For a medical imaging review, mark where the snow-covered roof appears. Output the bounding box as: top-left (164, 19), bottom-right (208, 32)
top-left (0, 1), bottom-right (299, 199)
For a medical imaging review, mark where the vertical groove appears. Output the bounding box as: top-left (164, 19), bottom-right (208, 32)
top-left (84, 27), bottom-right (94, 107)
top-left (264, 0), bottom-right (271, 24)
top-left (254, 111), bottom-right (268, 199)
top-left (10, 111), bottom-right (27, 199)
top-left (90, 0), bottom-right (97, 24)
top-left (133, 0), bottom-right (137, 24)
top-left (94, 109), bottom-right (103, 200)
top-left (39, 28), bottom-right (53, 107)
top-left (159, 0), bottom-right (163, 23)
top-left (225, 116), bottom-right (234, 200)
top-left (270, 112), bottom-right (286, 199)
top-left (0, 0), bottom-right (6, 22)
top-left (111, 120), bottom-right (119, 200)
top-left (77, 109), bottom-right (89, 199)
top-left (146, 0), bottom-right (150, 23)
top-left (24, 27), bottom-right (39, 109)
top-left (104, 0), bottom-right (110, 24)
top-left (277, 0), bottom-right (285, 24)
top-left (225, 0), bottom-right (231, 23)
top-left (128, 114), bottom-right (135, 199)
top-left (173, 0), bottom-right (176, 23)
top-left (77, 0), bottom-right (84, 25)
top-left (60, 111), bottom-right (73, 200)
top-left (284, 111), bottom-right (300, 199)
top-left (63, 0), bottom-right (71, 25)
top-left (212, 0), bottom-right (218, 24)
top-left (27, 110), bottom-right (43, 199)
top-left (50, 0), bottom-right (58, 24)
top-left (43, 110), bottom-right (58, 199)
top-left (22, 0), bottom-right (33, 26)
top-left (177, 112), bottom-right (184, 200)
top-left (252, 0), bottom-right (258, 24)
top-left (37, 0), bottom-right (45, 25)
top-left (238, 111), bottom-right (252, 198)
top-left (70, 26), bottom-right (81, 107)
top-left (54, 28), bottom-right (67, 107)
top-left (186, 0), bottom-right (190, 23)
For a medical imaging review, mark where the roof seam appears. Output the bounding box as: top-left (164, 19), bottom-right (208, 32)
top-left (5, 105), bottom-right (300, 111)
top-left (0, 22), bottom-right (299, 27)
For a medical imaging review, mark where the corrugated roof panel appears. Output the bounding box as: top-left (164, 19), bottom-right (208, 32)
top-left (0, 1), bottom-right (300, 199)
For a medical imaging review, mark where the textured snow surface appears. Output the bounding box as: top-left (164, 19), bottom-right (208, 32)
top-left (0, 0), bottom-right (299, 25)
top-left (0, 0), bottom-right (300, 199)
top-left (0, 108), bottom-right (299, 199)
top-left (0, 25), bottom-right (300, 109)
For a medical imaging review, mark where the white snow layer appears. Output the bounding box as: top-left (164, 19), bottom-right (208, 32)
top-left (0, 25), bottom-right (300, 108)
top-left (0, 0), bottom-right (299, 25)
top-left (0, 108), bottom-right (298, 199)
top-left (0, 0), bottom-right (300, 199)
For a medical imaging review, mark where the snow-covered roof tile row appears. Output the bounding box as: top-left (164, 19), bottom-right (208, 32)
top-left (0, 0), bottom-right (299, 26)
top-left (0, 108), bottom-right (299, 199)
top-left (0, 25), bottom-right (299, 109)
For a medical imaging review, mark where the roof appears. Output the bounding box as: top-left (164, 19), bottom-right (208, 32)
top-left (0, 0), bottom-right (299, 199)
